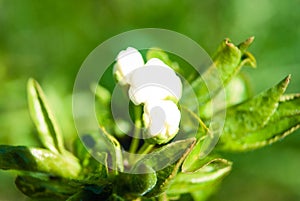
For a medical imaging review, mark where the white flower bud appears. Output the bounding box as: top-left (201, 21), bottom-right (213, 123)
top-left (128, 58), bottom-right (182, 105)
top-left (113, 47), bottom-right (144, 85)
top-left (143, 100), bottom-right (181, 144)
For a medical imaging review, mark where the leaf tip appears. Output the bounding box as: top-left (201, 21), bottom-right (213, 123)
top-left (238, 36), bottom-right (255, 52)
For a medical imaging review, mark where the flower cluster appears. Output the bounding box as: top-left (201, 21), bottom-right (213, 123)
top-left (114, 47), bottom-right (182, 144)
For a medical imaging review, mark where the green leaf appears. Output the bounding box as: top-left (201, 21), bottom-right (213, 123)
top-left (182, 136), bottom-right (226, 173)
top-left (167, 159), bottom-right (232, 195)
top-left (190, 188), bottom-right (219, 201)
top-left (94, 84), bottom-right (117, 135)
top-left (117, 165), bottom-right (157, 197)
top-left (66, 188), bottom-right (113, 201)
top-left (184, 37), bottom-right (255, 106)
top-left (273, 94), bottom-right (300, 119)
top-left (199, 73), bottom-right (252, 119)
top-left (182, 137), bottom-right (207, 172)
top-left (15, 176), bottom-right (80, 199)
top-left (99, 127), bottom-right (124, 174)
top-left (0, 145), bottom-right (81, 178)
top-left (73, 137), bottom-right (108, 180)
top-left (77, 130), bottom-right (123, 175)
top-left (146, 48), bottom-right (180, 72)
top-left (140, 139), bottom-right (195, 197)
top-left (218, 76), bottom-right (300, 151)
top-left (27, 78), bottom-right (65, 154)
top-left (134, 138), bottom-right (195, 172)
top-left (222, 94), bottom-right (300, 151)
top-left (219, 75), bottom-right (290, 142)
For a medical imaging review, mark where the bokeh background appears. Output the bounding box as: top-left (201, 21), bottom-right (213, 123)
top-left (0, 0), bottom-right (299, 200)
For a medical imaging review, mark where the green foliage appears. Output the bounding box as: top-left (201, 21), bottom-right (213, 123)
top-left (217, 75), bottom-right (300, 151)
top-left (27, 78), bottom-right (65, 154)
top-left (0, 38), bottom-right (299, 201)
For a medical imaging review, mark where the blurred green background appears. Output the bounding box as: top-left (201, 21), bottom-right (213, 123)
top-left (0, 0), bottom-right (299, 200)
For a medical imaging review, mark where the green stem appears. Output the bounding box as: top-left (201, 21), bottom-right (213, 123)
top-left (181, 105), bottom-right (212, 137)
top-left (129, 106), bottom-right (142, 154)
top-left (129, 120), bottom-right (141, 154)
top-left (137, 142), bottom-right (155, 155)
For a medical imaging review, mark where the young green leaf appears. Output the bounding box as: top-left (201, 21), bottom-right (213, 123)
top-left (219, 94), bottom-right (300, 151)
top-left (141, 139), bottom-right (195, 197)
top-left (94, 84), bottom-right (117, 134)
top-left (99, 127), bottom-right (124, 174)
top-left (182, 137), bottom-right (207, 172)
top-left (199, 73), bottom-right (252, 119)
top-left (167, 159), bottom-right (232, 195)
top-left (0, 145), bottom-right (81, 178)
top-left (76, 130), bottom-right (122, 175)
top-left (66, 188), bottom-right (113, 201)
top-left (185, 37), bottom-right (256, 106)
top-left (73, 137), bottom-right (108, 180)
top-left (15, 176), bottom-right (80, 199)
top-left (219, 75), bottom-right (290, 144)
top-left (27, 78), bottom-right (65, 154)
top-left (182, 137), bottom-right (226, 173)
top-left (217, 76), bottom-right (300, 151)
top-left (274, 94), bottom-right (300, 119)
top-left (146, 48), bottom-right (180, 73)
top-left (117, 165), bottom-right (157, 197)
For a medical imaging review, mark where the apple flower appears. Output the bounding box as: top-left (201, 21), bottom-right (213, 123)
top-left (128, 58), bottom-right (182, 105)
top-left (143, 100), bottom-right (181, 144)
top-left (113, 48), bottom-right (182, 144)
top-left (113, 47), bottom-right (144, 85)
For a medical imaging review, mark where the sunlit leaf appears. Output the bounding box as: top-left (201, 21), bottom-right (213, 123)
top-left (186, 37), bottom-right (256, 106)
top-left (146, 48), bottom-right (180, 72)
top-left (27, 78), bottom-right (65, 154)
top-left (94, 84), bottom-right (117, 134)
top-left (218, 76), bottom-right (300, 151)
top-left (199, 73), bottom-right (252, 119)
top-left (117, 165), bottom-right (157, 197)
top-left (0, 145), bottom-right (81, 178)
top-left (73, 137), bottom-right (108, 180)
top-left (15, 176), bottom-right (79, 199)
top-left (140, 139), bottom-right (195, 197)
top-left (167, 159), bottom-right (232, 195)
top-left (77, 130), bottom-right (123, 175)
top-left (66, 187), bottom-right (113, 201)
top-left (220, 94), bottom-right (300, 151)
top-left (219, 75), bottom-right (290, 143)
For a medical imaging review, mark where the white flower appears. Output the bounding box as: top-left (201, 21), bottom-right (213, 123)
top-left (143, 100), bottom-right (181, 144)
top-left (113, 47), bottom-right (144, 85)
top-left (128, 58), bottom-right (182, 105)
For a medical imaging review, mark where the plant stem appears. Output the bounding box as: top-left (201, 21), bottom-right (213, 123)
top-left (129, 120), bottom-right (141, 154)
top-left (137, 142), bottom-right (155, 155)
top-left (181, 105), bottom-right (212, 137)
top-left (129, 106), bottom-right (142, 154)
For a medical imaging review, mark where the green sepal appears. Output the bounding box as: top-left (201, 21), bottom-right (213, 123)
top-left (27, 78), bottom-right (65, 154)
top-left (0, 145), bottom-right (81, 178)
